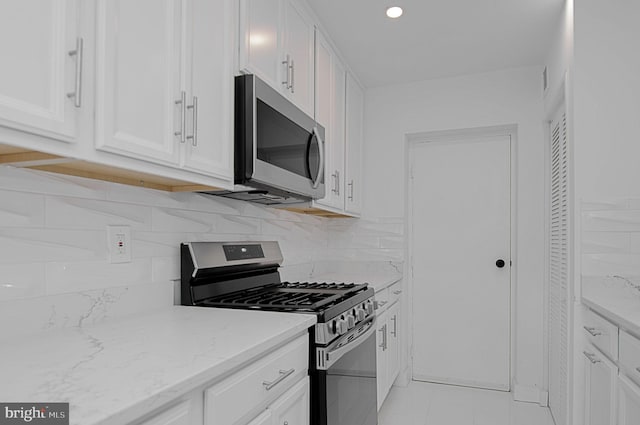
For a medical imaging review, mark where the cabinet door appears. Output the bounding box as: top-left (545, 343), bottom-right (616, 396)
top-left (282, 0), bottom-right (314, 117)
top-left (95, 0), bottom-right (182, 165)
top-left (137, 401), bottom-right (192, 425)
top-left (238, 0), bottom-right (282, 90)
top-left (387, 302), bottom-right (400, 387)
top-left (0, 0), bottom-right (79, 141)
top-left (181, 0), bottom-right (233, 181)
top-left (270, 377), bottom-right (310, 425)
top-left (583, 346), bottom-right (617, 425)
top-left (376, 309), bottom-right (389, 411)
top-left (344, 72), bottom-right (363, 216)
top-left (313, 31), bottom-right (345, 211)
top-left (619, 374), bottom-right (640, 425)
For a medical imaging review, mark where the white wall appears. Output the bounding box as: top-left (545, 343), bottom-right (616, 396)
top-left (362, 66), bottom-right (547, 396)
top-left (574, 0), bottom-right (640, 201)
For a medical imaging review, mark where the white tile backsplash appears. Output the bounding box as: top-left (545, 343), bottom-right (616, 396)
top-left (581, 199), bottom-right (640, 279)
top-left (0, 166), bottom-right (403, 336)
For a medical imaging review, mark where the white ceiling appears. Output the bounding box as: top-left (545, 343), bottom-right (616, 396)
top-left (306, 0), bottom-right (565, 88)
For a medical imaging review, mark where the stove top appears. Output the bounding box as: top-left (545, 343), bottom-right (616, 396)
top-left (199, 281), bottom-right (367, 312)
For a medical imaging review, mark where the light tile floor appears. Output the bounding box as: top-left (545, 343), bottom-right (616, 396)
top-left (378, 381), bottom-right (556, 425)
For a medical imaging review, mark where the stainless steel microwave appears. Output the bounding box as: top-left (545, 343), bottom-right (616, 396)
top-left (205, 74), bottom-right (325, 205)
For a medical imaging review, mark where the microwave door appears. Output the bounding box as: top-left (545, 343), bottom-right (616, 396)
top-left (252, 98), bottom-right (325, 198)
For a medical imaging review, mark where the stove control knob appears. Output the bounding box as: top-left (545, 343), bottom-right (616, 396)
top-left (337, 318), bottom-right (349, 335)
top-left (347, 315), bottom-right (356, 329)
top-left (356, 308), bottom-right (366, 321)
top-left (365, 301), bottom-right (374, 315)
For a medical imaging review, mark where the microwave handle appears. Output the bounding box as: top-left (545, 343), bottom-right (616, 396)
top-left (311, 126), bottom-right (325, 189)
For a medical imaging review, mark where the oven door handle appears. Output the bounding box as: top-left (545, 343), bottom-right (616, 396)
top-left (322, 316), bottom-right (376, 370)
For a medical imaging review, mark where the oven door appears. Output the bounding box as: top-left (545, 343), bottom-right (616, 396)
top-left (312, 316), bottom-right (378, 425)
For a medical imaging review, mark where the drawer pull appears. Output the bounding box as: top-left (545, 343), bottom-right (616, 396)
top-left (584, 326), bottom-right (602, 337)
top-left (583, 351), bottom-right (601, 364)
top-left (375, 300), bottom-right (388, 310)
top-left (393, 290), bottom-right (402, 295)
top-left (262, 368), bottom-right (295, 391)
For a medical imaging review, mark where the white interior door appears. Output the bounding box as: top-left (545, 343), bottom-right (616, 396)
top-left (411, 134), bottom-right (511, 391)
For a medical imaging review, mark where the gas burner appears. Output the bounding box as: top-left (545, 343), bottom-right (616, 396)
top-left (279, 282), bottom-right (357, 290)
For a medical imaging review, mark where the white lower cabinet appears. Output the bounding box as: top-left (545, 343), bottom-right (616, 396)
top-left (618, 374), bottom-right (640, 425)
top-left (376, 298), bottom-right (401, 410)
top-left (581, 307), bottom-right (640, 425)
top-left (134, 334), bottom-right (309, 425)
top-left (242, 378), bottom-right (310, 425)
top-left (269, 377), bottom-right (310, 425)
top-left (583, 344), bottom-right (617, 425)
top-left (204, 334), bottom-right (308, 425)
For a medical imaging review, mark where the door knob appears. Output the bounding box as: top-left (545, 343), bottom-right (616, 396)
top-left (496, 259), bottom-right (506, 268)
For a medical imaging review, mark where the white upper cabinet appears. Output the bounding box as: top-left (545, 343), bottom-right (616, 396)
top-left (313, 30), bottom-right (346, 212)
top-left (282, 0), bottom-right (314, 117)
top-left (180, 0), bottom-right (234, 180)
top-left (0, 0), bottom-right (81, 142)
top-left (345, 72), bottom-right (364, 216)
top-left (94, 0), bottom-right (183, 165)
top-left (94, 0), bottom-right (233, 181)
top-left (239, 0), bottom-right (315, 117)
top-left (238, 0), bottom-right (281, 90)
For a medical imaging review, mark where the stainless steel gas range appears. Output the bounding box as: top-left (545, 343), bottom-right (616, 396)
top-left (181, 241), bottom-right (378, 425)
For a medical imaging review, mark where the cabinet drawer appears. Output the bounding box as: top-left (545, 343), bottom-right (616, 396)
top-left (388, 281), bottom-right (403, 305)
top-left (204, 334), bottom-right (308, 425)
top-left (620, 331), bottom-right (640, 385)
top-left (583, 308), bottom-right (619, 360)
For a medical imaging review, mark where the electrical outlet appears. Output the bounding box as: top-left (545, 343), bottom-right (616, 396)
top-left (107, 225), bottom-right (132, 263)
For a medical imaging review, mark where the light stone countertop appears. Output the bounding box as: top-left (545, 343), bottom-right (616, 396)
top-left (581, 276), bottom-right (640, 336)
top-left (0, 306), bottom-right (316, 425)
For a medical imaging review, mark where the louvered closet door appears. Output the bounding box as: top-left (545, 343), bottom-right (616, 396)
top-left (548, 105), bottom-right (570, 425)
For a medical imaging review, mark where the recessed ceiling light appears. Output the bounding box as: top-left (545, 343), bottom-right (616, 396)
top-left (386, 6), bottom-right (403, 19)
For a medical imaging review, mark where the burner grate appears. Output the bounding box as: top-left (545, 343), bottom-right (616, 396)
top-left (199, 281), bottom-right (366, 312)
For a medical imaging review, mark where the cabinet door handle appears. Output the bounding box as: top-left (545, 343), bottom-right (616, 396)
top-left (282, 55), bottom-right (290, 89)
top-left (583, 326), bottom-right (602, 337)
top-left (290, 59), bottom-right (295, 93)
top-left (384, 324), bottom-right (388, 350)
top-left (391, 315), bottom-right (397, 337)
top-left (67, 37), bottom-right (84, 107)
top-left (378, 327), bottom-right (385, 349)
top-left (348, 180), bottom-right (354, 201)
top-left (583, 351), bottom-right (601, 364)
top-left (393, 290), bottom-right (402, 295)
top-left (174, 91), bottom-right (187, 143)
top-left (332, 171), bottom-right (341, 195)
top-left (187, 96), bottom-right (198, 146)
top-left (262, 368), bottom-right (295, 391)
